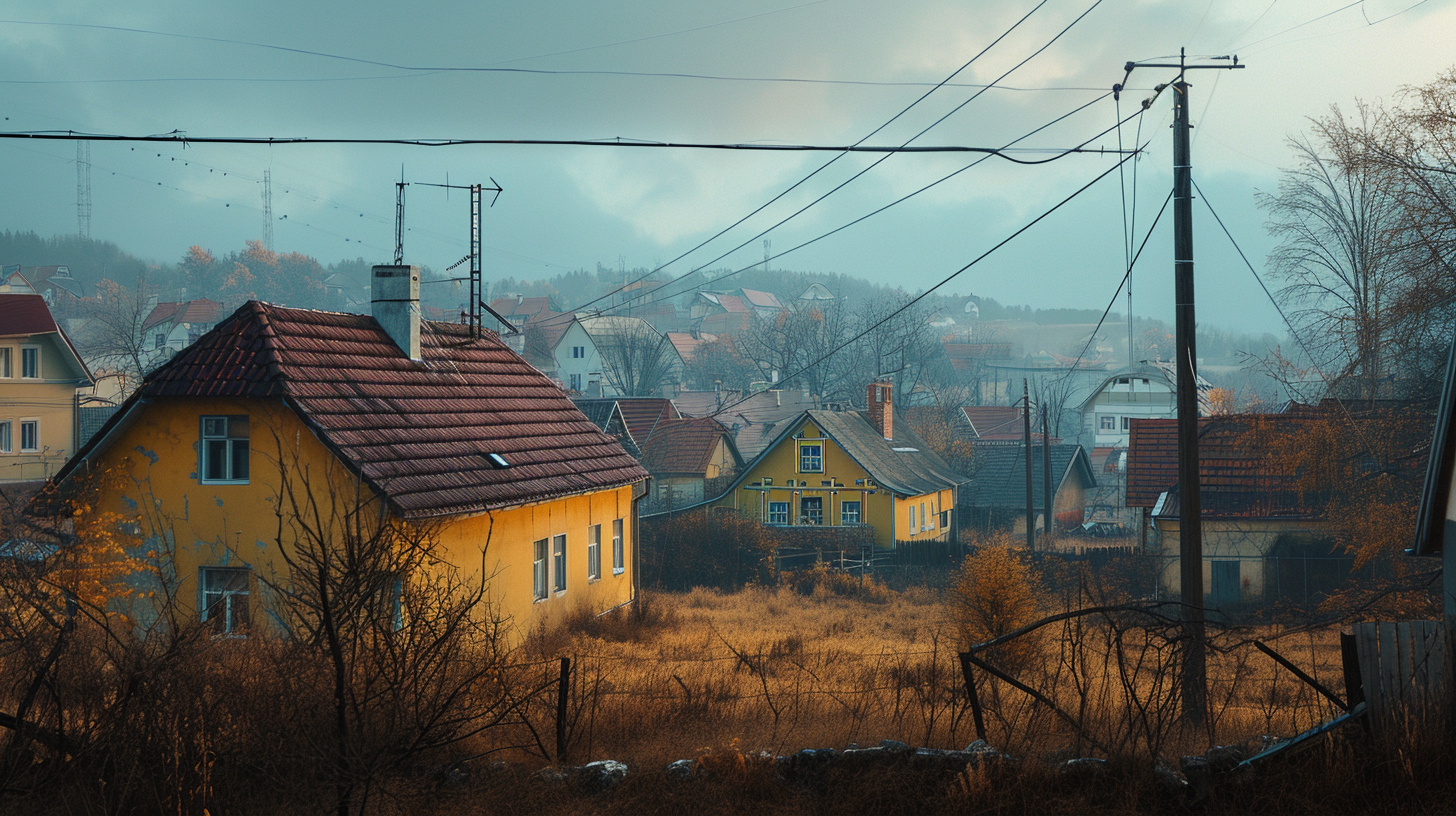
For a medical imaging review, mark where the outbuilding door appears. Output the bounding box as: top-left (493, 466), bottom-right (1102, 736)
top-left (1210, 561), bottom-right (1241, 612)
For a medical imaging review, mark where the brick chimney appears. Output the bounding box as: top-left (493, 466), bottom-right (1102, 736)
top-left (371, 265), bottom-right (421, 361)
top-left (867, 380), bottom-right (893, 440)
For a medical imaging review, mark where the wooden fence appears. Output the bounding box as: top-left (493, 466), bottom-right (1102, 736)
top-left (1352, 620), bottom-right (1445, 734)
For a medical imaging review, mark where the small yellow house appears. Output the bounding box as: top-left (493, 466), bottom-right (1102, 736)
top-left (48, 265), bottom-right (648, 639)
top-left (0, 288), bottom-right (95, 483)
top-left (709, 383), bottom-right (963, 548)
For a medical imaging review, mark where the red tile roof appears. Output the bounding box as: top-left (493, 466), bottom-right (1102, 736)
top-left (640, 417), bottom-right (734, 476)
top-left (716, 294), bottom-right (749, 313)
top-left (143, 298), bottom-right (223, 331)
top-left (1129, 416), bottom-right (1320, 518)
top-left (665, 331), bottom-right (715, 363)
top-left (961, 406), bottom-right (1024, 438)
top-left (1126, 419), bottom-right (1179, 508)
top-left (62, 302), bottom-right (647, 519)
top-left (738, 289), bottom-right (783, 310)
top-left (700, 312), bottom-right (752, 335)
top-left (0, 293), bottom-right (60, 336)
top-left (614, 397), bottom-right (681, 442)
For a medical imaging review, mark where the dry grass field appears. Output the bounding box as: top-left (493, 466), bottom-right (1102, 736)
top-left (508, 574), bottom-right (1351, 768)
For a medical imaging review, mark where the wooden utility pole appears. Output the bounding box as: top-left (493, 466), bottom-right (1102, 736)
top-left (1117, 48), bottom-right (1243, 727)
top-left (1043, 410), bottom-right (1053, 548)
top-left (1023, 380), bottom-right (1034, 553)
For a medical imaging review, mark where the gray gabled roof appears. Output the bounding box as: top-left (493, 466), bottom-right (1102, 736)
top-left (789, 409), bottom-right (966, 496)
top-left (961, 444), bottom-right (1097, 509)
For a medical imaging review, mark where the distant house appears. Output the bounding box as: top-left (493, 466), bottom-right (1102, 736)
top-left (673, 387), bottom-right (818, 462)
top-left (551, 316), bottom-right (684, 397)
top-left (640, 417), bottom-right (743, 511)
top-left (488, 295), bottom-right (556, 323)
top-left (44, 266), bottom-right (649, 638)
top-left (707, 382), bottom-right (964, 549)
top-left (665, 330), bottom-right (717, 368)
top-left (0, 288), bottom-right (95, 482)
top-left (1, 265), bottom-right (86, 305)
top-left (1127, 415), bottom-right (1351, 613)
top-left (959, 444), bottom-right (1096, 536)
top-left (796, 283), bottom-right (837, 304)
top-left (142, 297), bottom-right (225, 363)
top-left (737, 289), bottom-right (785, 317)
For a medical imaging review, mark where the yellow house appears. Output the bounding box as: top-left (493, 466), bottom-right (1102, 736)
top-left (0, 288), bottom-right (95, 483)
top-left (709, 383), bottom-right (963, 549)
top-left (48, 265), bottom-right (648, 639)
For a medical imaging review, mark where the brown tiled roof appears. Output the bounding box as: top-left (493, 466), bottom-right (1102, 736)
top-left (665, 331), bottom-right (715, 363)
top-left (1126, 419), bottom-right (1178, 508)
top-left (61, 302), bottom-right (647, 519)
top-left (738, 289), bottom-right (783, 310)
top-left (1130, 415), bottom-right (1319, 518)
top-left (961, 406), bottom-right (1024, 438)
top-left (640, 418), bottom-right (734, 476)
top-left (0, 293), bottom-right (60, 336)
top-left (613, 397), bottom-right (680, 441)
top-left (701, 312), bottom-right (752, 335)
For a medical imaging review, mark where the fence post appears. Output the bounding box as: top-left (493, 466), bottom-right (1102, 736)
top-left (556, 656), bottom-right (571, 763)
top-left (958, 652), bottom-right (987, 742)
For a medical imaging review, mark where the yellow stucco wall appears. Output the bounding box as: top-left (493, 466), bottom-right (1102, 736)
top-left (80, 396), bottom-right (635, 641)
top-left (714, 417), bottom-right (953, 548)
top-left (0, 333), bottom-right (84, 482)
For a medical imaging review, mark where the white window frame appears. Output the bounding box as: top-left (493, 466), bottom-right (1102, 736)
top-left (200, 415), bottom-right (250, 484)
top-left (922, 501), bottom-right (931, 531)
top-left (1122, 416), bottom-right (1132, 431)
top-left (1099, 415), bottom-right (1116, 431)
top-left (800, 495), bottom-right (823, 525)
top-left (798, 442), bottom-right (823, 473)
top-left (588, 524), bottom-right (602, 582)
top-left (20, 346), bottom-right (39, 379)
top-left (200, 566), bottom-right (251, 635)
top-left (768, 501), bottom-right (789, 525)
top-left (19, 419), bottom-right (38, 453)
top-left (552, 533), bottom-right (567, 594)
top-left (840, 500), bottom-right (860, 525)
top-left (533, 538), bottom-right (549, 601)
top-left (0, 347), bottom-right (10, 378)
top-left (909, 504), bottom-right (917, 532)
top-left (0, 421), bottom-right (9, 453)
top-left (569, 373), bottom-right (582, 391)
top-left (612, 519), bottom-right (625, 575)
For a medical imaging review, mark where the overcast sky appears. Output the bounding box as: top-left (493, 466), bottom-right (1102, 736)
top-left (0, 0), bottom-right (1451, 332)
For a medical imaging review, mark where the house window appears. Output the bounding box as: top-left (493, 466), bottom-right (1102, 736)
top-left (800, 496), bottom-right (823, 525)
top-left (909, 504), bottom-right (917, 531)
top-left (201, 567), bottom-right (251, 635)
top-left (569, 373), bottom-right (582, 391)
top-left (922, 501), bottom-right (931, 530)
top-left (572, 345), bottom-right (586, 359)
top-left (1122, 416), bottom-right (1132, 431)
top-left (19, 420), bottom-right (38, 452)
top-left (940, 509), bottom-right (950, 529)
top-left (533, 539), bottom-right (549, 601)
top-left (155, 334), bottom-right (166, 350)
top-left (588, 524), bottom-right (602, 581)
top-left (768, 501), bottom-right (789, 525)
top-left (553, 534), bottom-right (567, 593)
top-left (200, 416), bottom-right (249, 483)
top-left (21, 347), bottom-right (38, 379)
top-left (798, 443), bottom-right (823, 473)
top-left (0, 421), bottom-right (9, 453)
top-left (841, 500), bottom-right (861, 525)
top-left (0, 348), bottom-right (10, 378)
top-left (612, 519), bottom-right (624, 575)
top-left (1099, 415), bottom-right (1116, 431)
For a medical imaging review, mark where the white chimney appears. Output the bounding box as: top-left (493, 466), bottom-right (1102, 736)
top-left (371, 265), bottom-right (421, 361)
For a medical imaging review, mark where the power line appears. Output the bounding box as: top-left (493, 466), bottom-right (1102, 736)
top-left (701, 150), bottom-right (1138, 423)
top-left (602, 93), bottom-right (1135, 321)
top-left (559, 0), bottom-right (1056, 318)
top-left (0, 71), bottom-right (1130, 93)
top-left (585, 0), bottom-right (1113, 319)
top-left (0, 130), bottom-right (1128, 156)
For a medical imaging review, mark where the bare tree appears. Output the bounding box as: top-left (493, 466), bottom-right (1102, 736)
top-left (79, 272), bottom-right (157, 399)
top-left (262, 439), bottom-right (522, 816)
top-left (1258, 106), bottom-right (1407, 403)
top-left (682, 334), bottom-right (757, 391)
top-left (593, 321), bottom-right (678, 396)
